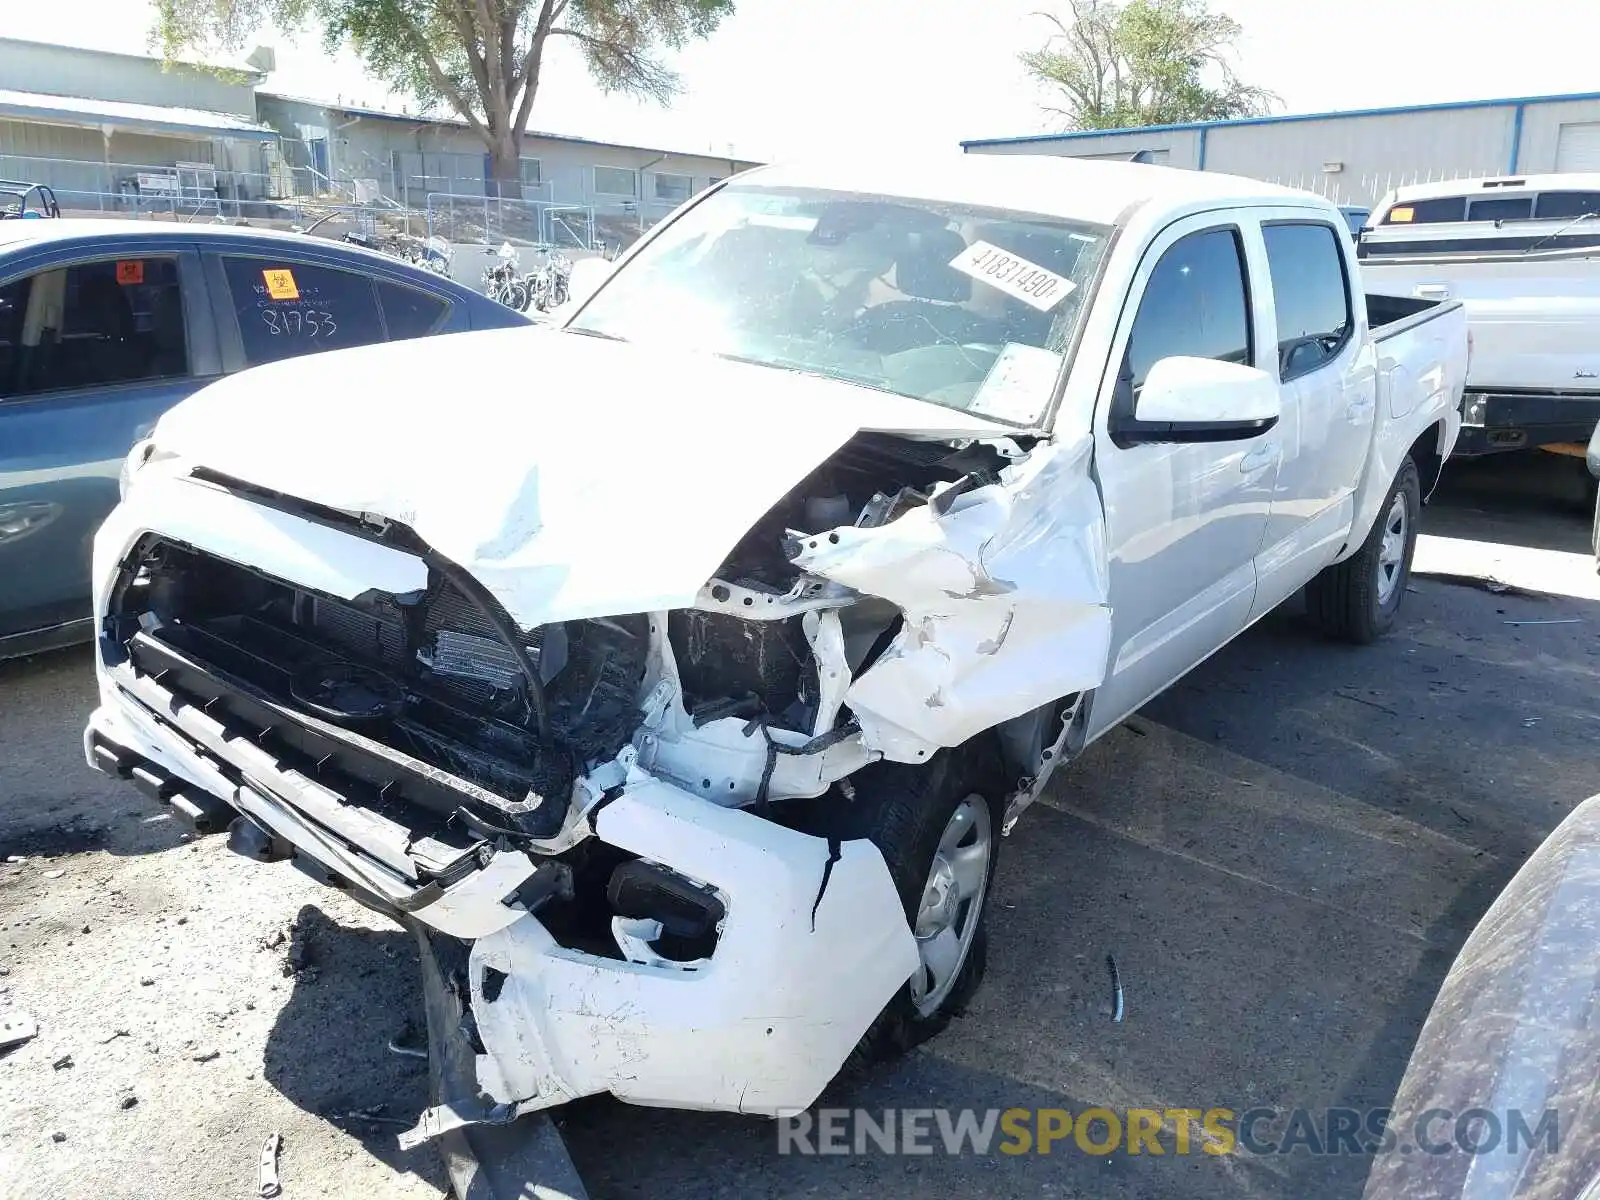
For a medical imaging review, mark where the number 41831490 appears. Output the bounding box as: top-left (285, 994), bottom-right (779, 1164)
top-left (262, 308), bottom-right (338, 337)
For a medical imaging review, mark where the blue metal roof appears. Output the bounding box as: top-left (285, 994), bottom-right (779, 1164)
top-left (961, 89), bottom-right (1600, 149)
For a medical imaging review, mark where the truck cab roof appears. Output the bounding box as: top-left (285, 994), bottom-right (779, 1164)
top-left (743, 154), bottom-right (1336, 229)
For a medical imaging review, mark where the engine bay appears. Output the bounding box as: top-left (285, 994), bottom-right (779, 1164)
top-left (101, 431), bottom-right (1030, 848)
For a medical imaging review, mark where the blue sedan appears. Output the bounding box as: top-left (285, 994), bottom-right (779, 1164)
top-left (0, 219), bottom-right (529, 660)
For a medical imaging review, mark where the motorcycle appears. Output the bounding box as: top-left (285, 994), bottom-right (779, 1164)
top-left (525, 249), bottom-right (572, 314)
top-left (481, 242), bottom-right (528, 310)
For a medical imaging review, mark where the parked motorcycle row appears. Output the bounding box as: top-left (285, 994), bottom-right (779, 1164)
top-left (481, 241), bottom-right (573, 315)
top-left (338, 228), bottom-right (454, 277)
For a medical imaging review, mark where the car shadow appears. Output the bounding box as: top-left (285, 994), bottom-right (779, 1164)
top-left (0, 644), bottom-right (197, 861)
top-left (1427, 452), bottom-right (1594, 555)
top-left (258, 904), bottom-right (449, 1192)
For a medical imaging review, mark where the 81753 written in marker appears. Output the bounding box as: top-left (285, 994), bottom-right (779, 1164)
top-left (948, 240), bottom-right (1076, 312)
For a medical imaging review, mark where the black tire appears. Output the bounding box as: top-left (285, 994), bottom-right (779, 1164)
top-left (795, 740), bottom-right (1005, 1072)
top-left (1306, 455), bottom-right (1421, 644)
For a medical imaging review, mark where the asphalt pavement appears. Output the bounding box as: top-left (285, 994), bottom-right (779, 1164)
top-left (1, 453), bottom-right (1595, 1200)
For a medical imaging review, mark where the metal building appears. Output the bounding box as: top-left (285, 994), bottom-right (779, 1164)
top-left (0, 35), bottom-right (760, 246)
top-left (961, 92), bottom-right (1600, 207)
top-left (0, 37), bottom-right (277, 208)
top-left (259, 94), bottom-right (759, 242)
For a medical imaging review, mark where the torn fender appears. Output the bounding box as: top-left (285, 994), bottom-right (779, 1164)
top-left (792, 432), bottom-right (1112, 761)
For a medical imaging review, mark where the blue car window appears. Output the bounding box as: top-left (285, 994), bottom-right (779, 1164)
top-left (222, 256), bottom-right (387, 366)
top-left (1, 257), bottom-right (187, 399)
top-left (377, 281), bottom-right (449, 339)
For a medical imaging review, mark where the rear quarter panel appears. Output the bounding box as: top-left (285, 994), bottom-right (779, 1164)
top-left (1339, 300), bottom-right (1467, 561)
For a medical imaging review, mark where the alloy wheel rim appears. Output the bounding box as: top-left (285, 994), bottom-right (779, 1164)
top-left (1376, 491), bottom-right (1408, 606)
top-left (909, 795), bottom-right (992, 1017)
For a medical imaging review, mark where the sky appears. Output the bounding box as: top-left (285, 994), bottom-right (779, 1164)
top-left (6, 0), bottom-right (1600, 160)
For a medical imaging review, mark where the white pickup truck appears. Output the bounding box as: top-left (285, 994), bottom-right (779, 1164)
top-left (1361, 173), bottom-right (1600, 459)
top-left (84, 155), bottom-right (1466, 1150)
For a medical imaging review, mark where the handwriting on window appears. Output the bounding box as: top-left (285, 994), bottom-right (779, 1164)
top-left (261, 307), bottom-right (338, 338)
top-left (246, 278), bottom-right (342, 340)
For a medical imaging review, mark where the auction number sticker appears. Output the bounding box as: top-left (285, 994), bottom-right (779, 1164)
top-left (115, 260), bottom-right (144, 285)
top-left (949, 240), bottom-right (1075, 312)
top-left (261, 268), bottom-right (300, 300)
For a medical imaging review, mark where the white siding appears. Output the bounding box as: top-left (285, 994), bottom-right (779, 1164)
top-left (260, 95), bottom-right (756, 211)
top-left (1204, 109), bottom-right (1513, 205)
top-left (1554, 123), bottom-right (1600, 171)
top-left (965, 97), bottom-right (1600, 206)
top-left (968, 128), bottom-right (1201, 168)
top-left (1518, 99), bottom-right (1600, 171)
top-left (0, 38), bottom-right (256, 117)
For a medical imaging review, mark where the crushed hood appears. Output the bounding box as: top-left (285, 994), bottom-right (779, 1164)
top-left (153, 327), bottom-right (1018, 629)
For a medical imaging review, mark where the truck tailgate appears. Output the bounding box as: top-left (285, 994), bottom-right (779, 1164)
top-left (1362, 255), bottom-right (1600, 394)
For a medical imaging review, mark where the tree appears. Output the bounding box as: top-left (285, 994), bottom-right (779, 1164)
top-left (1021, 0), bottom-right (1275, 132)
top-left (154, 0), bottom-right (734, 195)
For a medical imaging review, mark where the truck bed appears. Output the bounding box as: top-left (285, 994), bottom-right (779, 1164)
top-left (1366, 291), bottom-right (1454, 337)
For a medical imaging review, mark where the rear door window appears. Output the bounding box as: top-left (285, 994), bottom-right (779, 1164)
top-left (1, 256), bottom-right (188, 398)
top-left (221, 256), bottom-right (386, 366)
top-left (377, 281), bottom-right (449, 339)
top-left (1262, 224), bottom-right (1352, 380)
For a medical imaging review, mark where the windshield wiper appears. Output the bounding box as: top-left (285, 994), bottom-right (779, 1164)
top-left (562, 326), bottom-right (628, 342)
top-left (1523, 210), bottom-right (1598, 255)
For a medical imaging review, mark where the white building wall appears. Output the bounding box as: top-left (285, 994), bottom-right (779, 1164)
top-left (1204, 109), bottom-right (1515, 205)
top-left (964, 97), bottom-right (1600, 207)
top-left (0, 38), bottom-right (257, 116)
top-left (1516, 99), bottom-right (1600, 171)
top-left (263, 96), bottom-right (753, 209)
top-left (969, 128), bottom-right (1202, 167)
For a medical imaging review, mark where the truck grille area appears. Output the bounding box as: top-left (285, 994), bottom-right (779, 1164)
top-left (105, 537), bottom-right (649, 837)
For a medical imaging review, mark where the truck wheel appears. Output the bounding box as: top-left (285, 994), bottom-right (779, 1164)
top-left (803, 742), bottom-right (1005, 1070)
top-left (1306, 456), bottom-right (1421, 644)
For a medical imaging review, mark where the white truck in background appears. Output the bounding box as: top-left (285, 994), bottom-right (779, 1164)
top-left (1361, 173), bottom-right (1600, 466)
top-left (84, 155), bottom-right (1466, 1187)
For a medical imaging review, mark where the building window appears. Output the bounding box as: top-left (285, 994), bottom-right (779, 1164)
top-left (653, 172), bottom-right (693, 202)
top-left (519, 158), bottom-right (542, 188)
top-left (593, 166), bottom-right (637, 197)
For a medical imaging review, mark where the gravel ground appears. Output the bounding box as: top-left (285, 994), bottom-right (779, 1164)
top-left (1, 454), bottom-right (1596, 1200)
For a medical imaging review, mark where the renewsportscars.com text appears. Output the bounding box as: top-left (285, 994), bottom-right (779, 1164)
top-left (776, 1107), bottom-right (1560, 1158)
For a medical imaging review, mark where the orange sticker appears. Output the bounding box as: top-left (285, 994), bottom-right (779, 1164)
top-left (115, 260), bottom-right (144, 285)
top-left (1388, 206), bottom-right (1415, 224)
top-left (262, 268), bottom-right (299, 300)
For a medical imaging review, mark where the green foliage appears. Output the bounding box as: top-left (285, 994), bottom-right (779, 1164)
top-left (1021, 0), bottom-right (1275, 131)
top-left (153, 0), bottom-right (734, 183)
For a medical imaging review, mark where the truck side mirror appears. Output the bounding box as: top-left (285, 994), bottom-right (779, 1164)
top-left (1115, 356), bottom-right (1280, 446)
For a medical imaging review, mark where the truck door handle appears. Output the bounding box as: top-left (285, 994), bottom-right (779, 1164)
top-left (1345, 395), bottom-right (1376, 423)
top-left (1414, 284), bottom-right (1450, 299)
top-left (1240, 444), bottom-right (1279, 475)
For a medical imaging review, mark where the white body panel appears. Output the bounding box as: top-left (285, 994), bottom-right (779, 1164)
top-left (1363, 173), bottom-right (1600, 396)
top-left (84, 155), bottom-right (1468, 1122)
top-left (1363, 250), bottom-right (1600, 394)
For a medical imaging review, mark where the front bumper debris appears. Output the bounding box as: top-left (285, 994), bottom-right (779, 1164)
top-left (89, 669), bottom-right (918, 1117)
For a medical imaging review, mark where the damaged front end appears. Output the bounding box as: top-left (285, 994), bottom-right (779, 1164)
top-left (86, 422), bottom-right (1110, 1121)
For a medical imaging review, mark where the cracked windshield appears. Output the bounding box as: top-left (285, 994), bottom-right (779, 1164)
top-left (568, 186), bottom-right (1111, 426)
